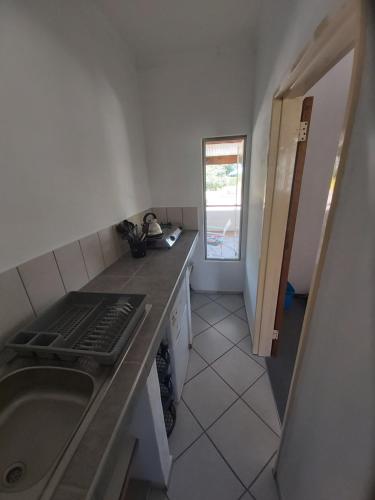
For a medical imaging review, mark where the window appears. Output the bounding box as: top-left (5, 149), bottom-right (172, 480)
top-left (203, 136), bottom-right (246, 260)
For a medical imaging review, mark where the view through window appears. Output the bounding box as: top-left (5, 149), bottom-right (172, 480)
top-left (203, 136), bottom-right (246, 260)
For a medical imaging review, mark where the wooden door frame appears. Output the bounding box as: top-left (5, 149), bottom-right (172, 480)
top-left (253, 0), bottom-right (365, 355)
top-left (272, 96), bottom-right (314, 355)
top-left (252, 0), bottom-right (365, 464)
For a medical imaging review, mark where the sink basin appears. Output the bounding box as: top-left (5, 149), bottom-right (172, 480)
top-left (0, 366), bottom-right (94, 494)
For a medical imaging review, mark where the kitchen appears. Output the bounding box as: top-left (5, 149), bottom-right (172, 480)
top-left (1, 1), bottom-right (373, 500)
top-left (0, 0), bottom-right (274, 495)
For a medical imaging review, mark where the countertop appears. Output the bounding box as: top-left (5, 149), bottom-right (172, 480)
top-left (50, 230), bottom-right (198, 499)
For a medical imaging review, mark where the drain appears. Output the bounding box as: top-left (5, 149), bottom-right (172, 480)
top-left (3, 462), bottom-right (25, 487)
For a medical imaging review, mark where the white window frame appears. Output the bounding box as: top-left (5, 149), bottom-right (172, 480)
top-left (202, 135), bottom-right (247, 262)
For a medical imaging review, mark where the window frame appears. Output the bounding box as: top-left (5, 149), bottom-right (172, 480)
top-left (202, 135), bottom-right (247, 262)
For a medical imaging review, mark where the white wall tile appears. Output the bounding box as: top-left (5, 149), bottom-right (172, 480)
top-left (182, 207), bottom-right (198, 229)
top-left (79, 233), bottom-right (105, 279)
top-left (18, 252), bottom-right (66, 315)
top-left (0, 268), bottom-right (35, 344)
top-left (54, 241), bottom-right (89, 292)
top-left (98, 226), bottom-right (120, 267)
top-left (166, 207), bottom-right (183, 226)
top-left (151, 207), bottom-right (167, 224)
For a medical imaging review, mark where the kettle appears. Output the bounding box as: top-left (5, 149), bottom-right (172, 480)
top-left (143, 212), bottom-right (163, 238)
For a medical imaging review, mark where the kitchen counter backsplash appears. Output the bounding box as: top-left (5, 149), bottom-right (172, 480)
top-left (0, 207), bottom-right (197, 347)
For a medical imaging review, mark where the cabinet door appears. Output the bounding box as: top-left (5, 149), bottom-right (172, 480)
top-left (172, 304), bottom-right (190, 401)
top-left (169, 275), bottom-right (188, 345)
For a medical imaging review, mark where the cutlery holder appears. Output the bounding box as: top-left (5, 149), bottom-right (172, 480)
top-left (128, 239), bottom-right (147, 258)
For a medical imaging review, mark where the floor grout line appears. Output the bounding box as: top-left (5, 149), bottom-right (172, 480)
top-left (209, 360), bottom-right (263, 400)
top-left (184, 363), bottom-right (208, 384)
top-left (236, 343), bottom-right (268, 369)
top-left (170, 293), bottom-right (279, 498)
top-left (181, 360), bottom-right (280, 470)
top-left (238, 370), bottom-right (268, 397)
top-left (191, 292), bottom-right (244, 311)
top-left (247, 450), bottom-right (278, 491)
top-left (205, 430), bottom-right (250, 491)
top-left (180, 394), bottom-right (250, 492)
top-left (240, 393), bottom-right (281, 438)
top-left (191, 322), bottom-right (213, 339)
top-left (189, 321), bottom-right (278, 431)
top-left (172, 406), bottom-right (278, 495)
top-left (185, 343), bottom-right (270, 417)
top-left (193, 301), bottom-right (246, 319)
top-left (194, 308), bottom-right (233, 327)
top-left (192, 303), bottom-right (263, 368)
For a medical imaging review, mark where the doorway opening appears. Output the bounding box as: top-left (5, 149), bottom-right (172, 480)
top-left (266, 50), bottom-right (355, 419)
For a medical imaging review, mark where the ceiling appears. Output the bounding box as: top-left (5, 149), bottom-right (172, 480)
top-left (96, 0), bottom-right (260, 68)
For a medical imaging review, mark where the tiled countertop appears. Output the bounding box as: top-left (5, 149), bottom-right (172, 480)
top-left (51, 230), bottom-right (198, 499)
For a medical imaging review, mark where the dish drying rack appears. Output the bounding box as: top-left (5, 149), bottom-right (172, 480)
top-left (7, 292), bottom-right (147, 365)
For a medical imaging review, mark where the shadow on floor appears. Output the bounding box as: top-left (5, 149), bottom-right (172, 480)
top-left (266, 296), bottom-right (307, 421)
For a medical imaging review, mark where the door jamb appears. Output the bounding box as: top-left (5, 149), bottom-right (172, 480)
top-left (250, 0), bottom-right (366, 468)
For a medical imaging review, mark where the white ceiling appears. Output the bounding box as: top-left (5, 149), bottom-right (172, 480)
top-left (96, 0), bottom-right (260, 68)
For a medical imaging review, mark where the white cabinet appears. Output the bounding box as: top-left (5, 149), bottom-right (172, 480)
top-left (128, 361), bottom-right (172, 487)
top-left (167, 269), bottom-right (192, 401)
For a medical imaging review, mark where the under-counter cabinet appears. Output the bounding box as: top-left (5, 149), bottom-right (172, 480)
top-left (100, 268), bottom-right (192, 498)
top-left (167, 268), bottom-right (192, 401)
top-left (128, 361), bottom-right (172, 487)
top-left (124, 269), bottom-right (192, 494)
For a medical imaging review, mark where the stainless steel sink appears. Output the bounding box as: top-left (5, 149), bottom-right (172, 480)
top-left (0, 366), bottom-right (94, 495)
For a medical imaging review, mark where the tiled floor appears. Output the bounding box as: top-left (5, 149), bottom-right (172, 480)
top-left (165, 292), bottom-right (281, 500)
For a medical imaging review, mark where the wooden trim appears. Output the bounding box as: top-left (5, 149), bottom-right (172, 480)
top-left (272, 96), bottom-right (314, 355)
top-left (256, 98), bottom-right (303, 356)
top-left (205, 155), bottom-right (239, 165)
top-left (252, 100), bottom-right (282, 352)
top-left (274, 0), bottom-right (366, 472)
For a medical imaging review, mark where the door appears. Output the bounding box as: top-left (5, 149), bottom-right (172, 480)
top-left (272, 96), bottom-right (314, 355)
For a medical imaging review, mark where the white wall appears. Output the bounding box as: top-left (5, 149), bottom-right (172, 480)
top-left (247, 0), bottom-right (375, 499)
top-left (140, 48), bottom-right (254, 291)
top-left (0, 0), bottom-right (151, 273)
top-left (288, 51), bottom-right (354, 293)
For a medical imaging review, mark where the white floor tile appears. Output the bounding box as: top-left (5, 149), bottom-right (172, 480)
top-left (215, 315), bottom-right (249, 343)
top-left (190, 293), bottom-right (212, 311)
top-left (235, 307), bottom-right (247, 321)
top-left (237, 336), bottom-right (267, 368)
top-left (212, 347), bottom-right (265, 394)
top-left (195, 302), bottom-right (230, 325)
top-left (183, 367), bottom-right (237, 428)
top-left (239, 492), bottom-right (254, 500)
top-left (169, 400), bottom-right (203, 458)
top-left (193, 327), bottom-right (233, 364)
top-left (207, 293), bottom-right (221, 300)
top-left (242, 374), bottom-right (281, 435)
top-left (208, 400), bottom-right (279, 487)
top-left (186, 349), bottom-right (208, 382)
top-left (191, 312), bottom-right (210, 336)
top-left (250, 458), bottom-right (280, 500)
top-left (149, 489), bottom-right (169, 500)
top-left (216, 294), bottom-right (244, 312)
top-left (168, 435), bottom-right (244, 500)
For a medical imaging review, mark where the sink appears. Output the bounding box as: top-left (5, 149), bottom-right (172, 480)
top-left (0, 366), bottom-right (94, 495)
